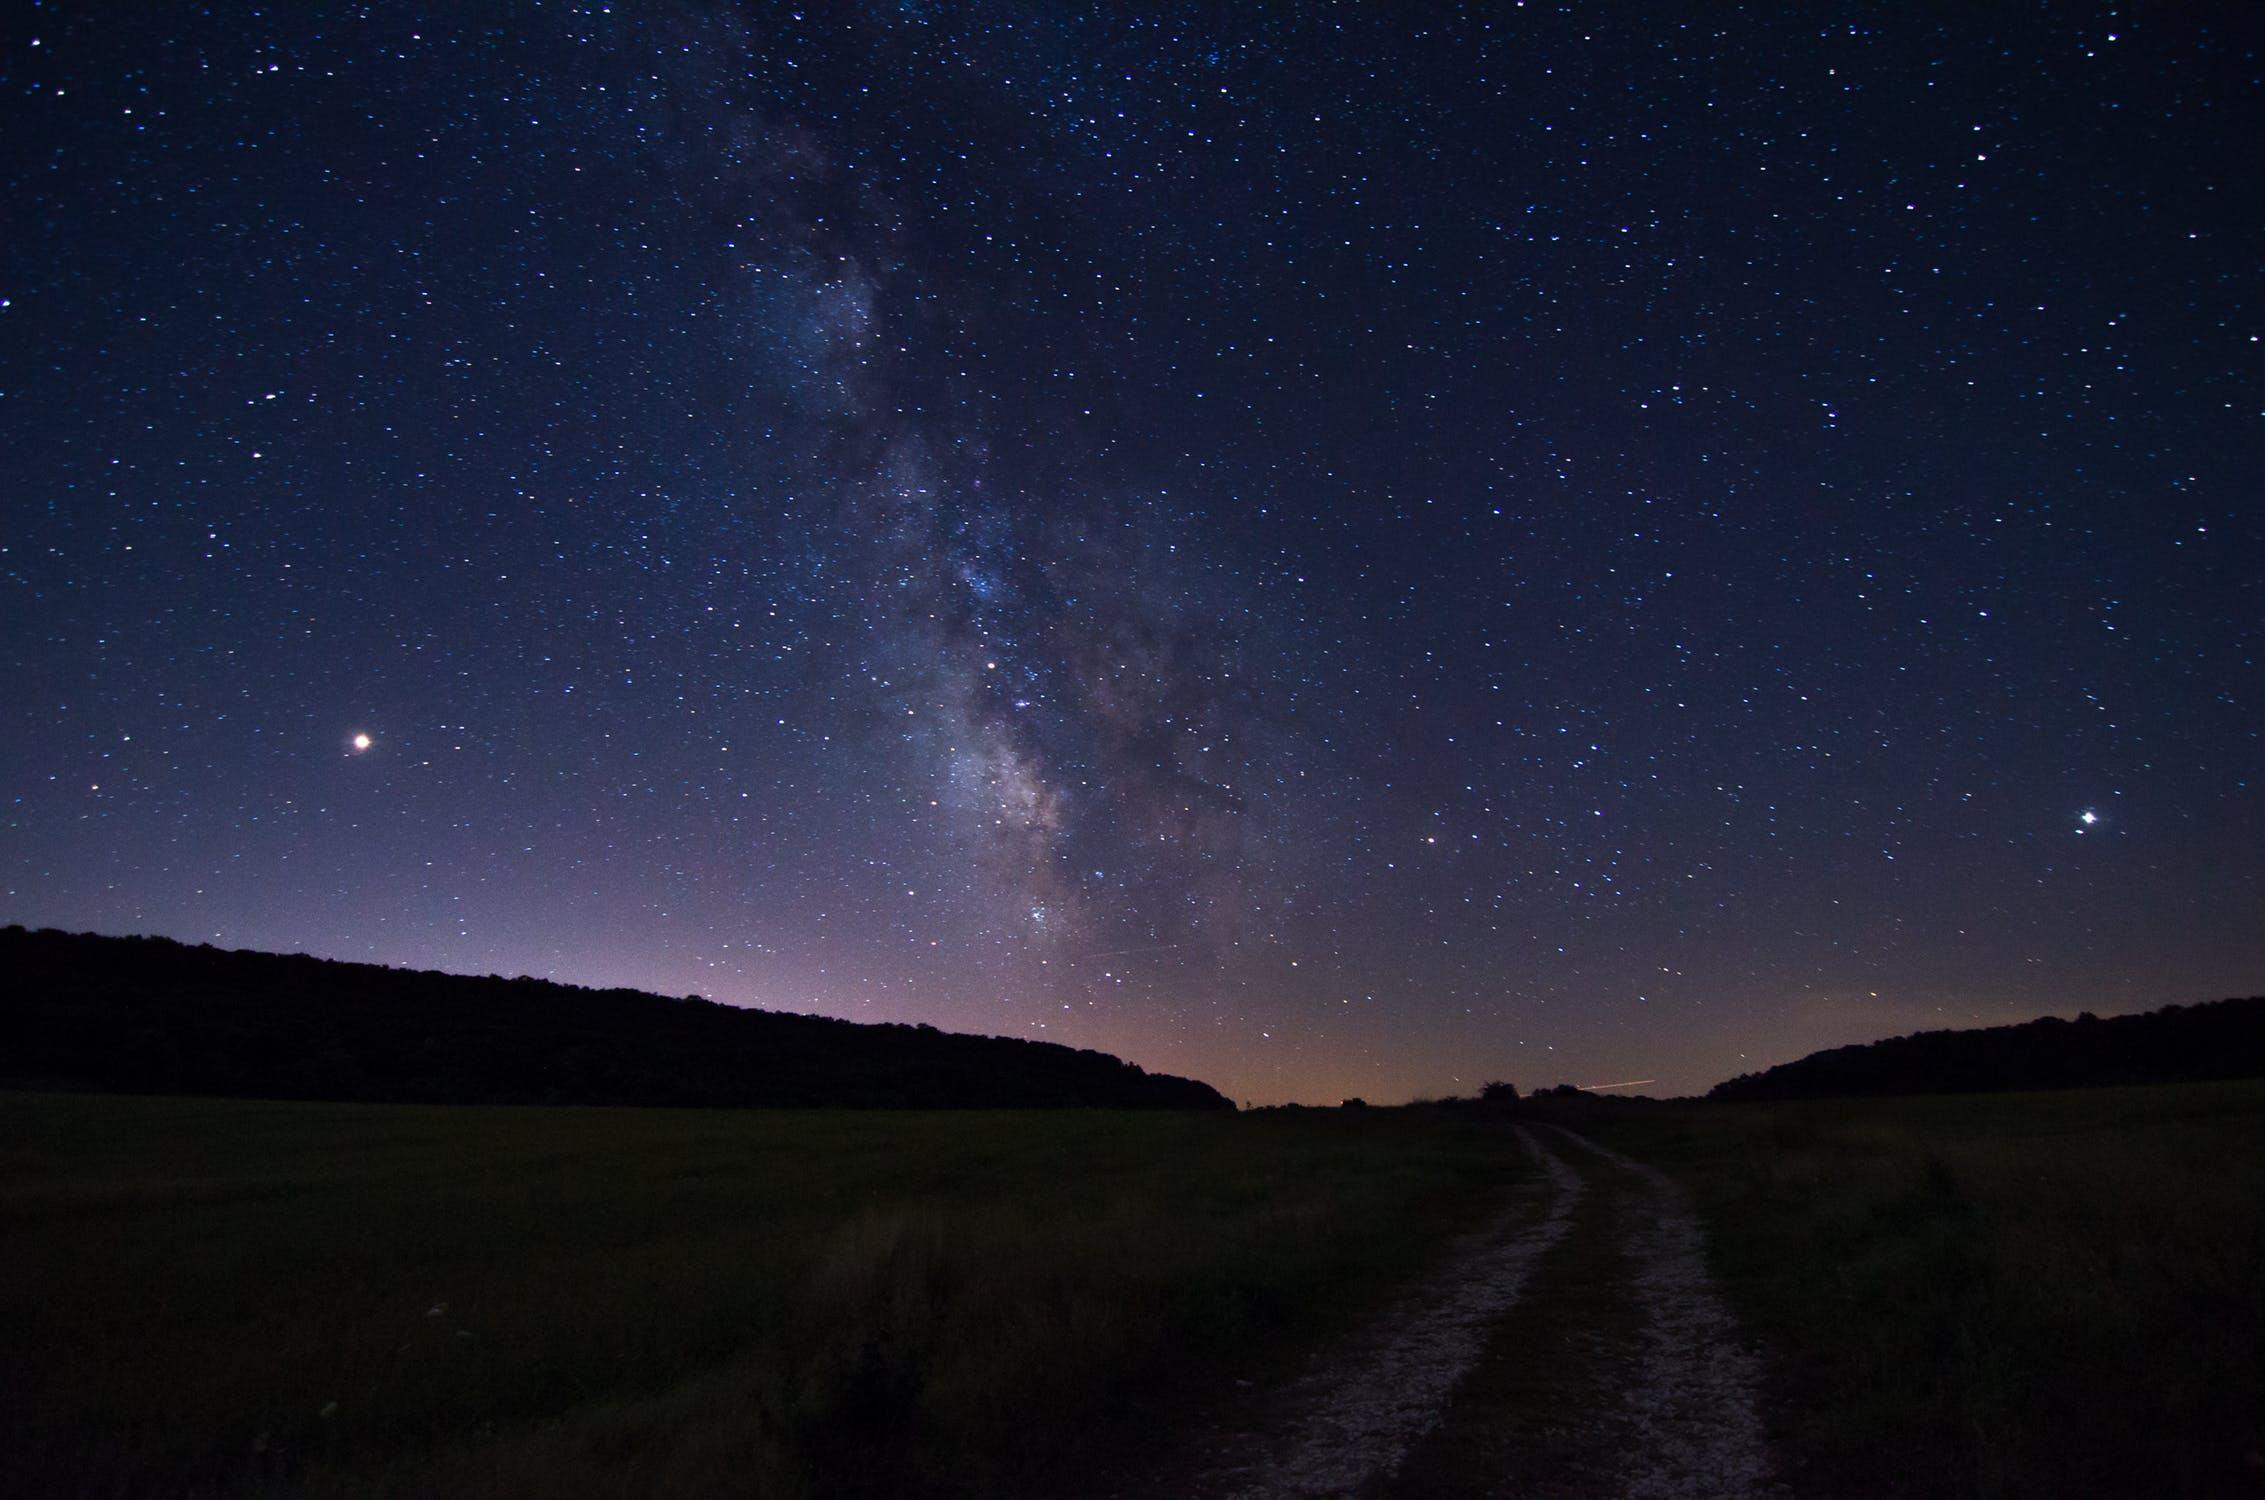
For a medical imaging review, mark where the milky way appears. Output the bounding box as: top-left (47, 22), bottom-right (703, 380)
top-left (4, 4), bottom-right (2260, 1101)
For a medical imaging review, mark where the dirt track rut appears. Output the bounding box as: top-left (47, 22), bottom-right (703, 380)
top-left (1177, 1124), bottom-right (1775, 1499)
top-left (1546, 1127), bottom-right (1776, 1499)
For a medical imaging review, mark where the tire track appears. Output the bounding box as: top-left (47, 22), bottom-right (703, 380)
top-left (1545, 1126), bottom-right (1777, 1499)
top-left (1205, 1127), bottom-right (1583, 1499)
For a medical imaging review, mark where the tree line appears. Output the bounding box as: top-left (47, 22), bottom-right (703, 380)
top-left (0, 926), bottom-right (1231, 1110)
top-left (1709, 996), bottom-right (2265, 1102)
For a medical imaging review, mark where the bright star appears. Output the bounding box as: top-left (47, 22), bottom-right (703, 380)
top-left (350, 733), bottom-right (373, 753)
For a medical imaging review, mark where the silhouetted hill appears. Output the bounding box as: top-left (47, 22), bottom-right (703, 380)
top-left (0, 926), bottom-right (1231, 1110)
top-left (1709, 996), bottom-right (2265, 1102)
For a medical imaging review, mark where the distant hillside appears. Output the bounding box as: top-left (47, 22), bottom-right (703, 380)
top-left (1710, 996), bottom-right (2265, 1102)
top-left (0, 927), bottom-right (1230, 1110)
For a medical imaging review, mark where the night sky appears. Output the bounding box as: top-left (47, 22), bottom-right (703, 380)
top-left (5, 4), bottom-right (2260, 1104)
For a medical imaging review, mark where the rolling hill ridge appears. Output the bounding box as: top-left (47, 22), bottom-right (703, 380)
top-left (0, 926), bottom-right (1230, 1110)
top-left (1710, 995), bottom-right (2265, 1101)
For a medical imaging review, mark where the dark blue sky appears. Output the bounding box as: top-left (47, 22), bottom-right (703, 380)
top-left (5, 2), bottom-right (2259, 1102)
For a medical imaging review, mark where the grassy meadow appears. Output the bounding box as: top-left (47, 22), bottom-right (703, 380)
top-left (10, 1083), bottom-right (2263, 1497)
top-left (0, 1091), bottom-right (1525, 1498)
top-left (1553, 1080), bottom-right (2265, 1498)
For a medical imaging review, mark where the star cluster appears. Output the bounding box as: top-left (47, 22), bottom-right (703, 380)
top-left (3, 4), bottom-right (2259, 1101)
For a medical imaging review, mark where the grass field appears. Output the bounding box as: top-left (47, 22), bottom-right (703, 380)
top-left (9, 1084), bottom-right (2263, 1497)
top-left (1552, 1080), bottom-right (2265, 1498)
top-left (0, 1092), bottom-right (1526, 1498)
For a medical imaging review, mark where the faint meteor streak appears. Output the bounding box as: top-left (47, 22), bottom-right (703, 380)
top-left (1070, 944), bottom-right (1186, 963)
top-left (1576, 1078), bottom-right (1656, 1093)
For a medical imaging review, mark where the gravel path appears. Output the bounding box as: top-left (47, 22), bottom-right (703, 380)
top-left (1158, 1125), bottom-right (1776, 1500)
top-left (1206, 1127), bottom-right (1584, 1499)
top-left (1547, 1126), bottom-right (1778, 1499)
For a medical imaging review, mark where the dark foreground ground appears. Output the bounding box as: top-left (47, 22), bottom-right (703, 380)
top-left (1532, 1081), bottom-right (2265, 1497)
top-left (4, 1082), bottom-right (2262, 1496)
top-left (0, 1093), bottom-right (1520, 1498)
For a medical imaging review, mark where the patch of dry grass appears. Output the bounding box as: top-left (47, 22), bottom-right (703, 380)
top-left (1554, 1082), bottom-right (2265, 1497)
top-left (0, 1093), bottom-right (1525, 1498)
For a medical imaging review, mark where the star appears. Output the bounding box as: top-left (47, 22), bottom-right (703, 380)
top-left (349, 733), bottom-right (373, 753)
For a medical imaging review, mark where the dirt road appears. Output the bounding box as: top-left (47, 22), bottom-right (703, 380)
top-left (1176, 1125), bottom-right (1776, 1499)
